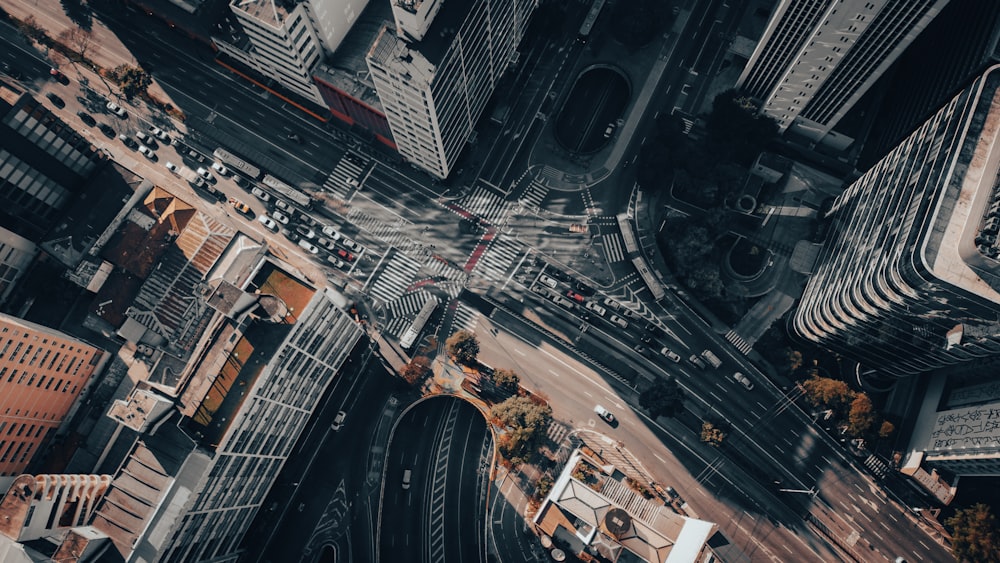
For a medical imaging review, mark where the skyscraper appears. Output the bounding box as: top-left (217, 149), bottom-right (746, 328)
top-left (0, 313), bottom-right (106, 476)
top-left (792, 64), bottom-right (1000, 378)
top-left (366, 0), bottom-right (536, 178)
top-left (737, 0), bottom-right (949, 144)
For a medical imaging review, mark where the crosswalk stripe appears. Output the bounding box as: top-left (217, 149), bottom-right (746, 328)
top-left (322, 156), bottom-right (366, 199)
top-left (519, 180), bottom-right (548, 209)
top-left (458, 186), bottom-right (509, 225)
top-left (370, 253), bottom-right (422, 304)
top-left (452, 302), bottom-right (480, 334)
top-left (602, 233), bottom-right (625, 263)
top-left (473, 235), bottom-right (525, 282)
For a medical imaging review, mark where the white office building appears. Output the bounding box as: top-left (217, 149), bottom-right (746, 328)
top-left (366, 0), bottom-right (536, 179)
top-left (737, 0), bottom-right (949, 144)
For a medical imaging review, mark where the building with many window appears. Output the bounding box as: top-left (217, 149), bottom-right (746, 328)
top-left (792, 64), bottom-right (1000, 378)
top-left (736, 0), bottom-right (949, 145)
top-left (0, 313), bottom-right (106, 477)
top-left (366, 0), bottom-right (536, 178)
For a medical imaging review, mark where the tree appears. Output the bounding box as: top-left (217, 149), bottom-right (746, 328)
top-left (16, 16), bottom-right (47, 45)
top-left (491, 368), bottom-right (520, 394)
top-left (446, 330), bottom-right (479, 366)
top-left (57, 27), bottom-right (95, 62)
top-left (400, 356), bottom-right (431, 386)
top-left (801, 375), bottom-right (855, 411)
top-left (878, 420), bottom-right (895, 439)
top-left (946, 503), bottom-right (1000, 563)
top-left (847, 393), bottom-right (876, 437)
top-left (112, 65), bottom-right (152, 100)
top-left (491, 396), bottom-right (553, 464)
top-left (701, 421), bottom-right (725, 447)
top-left (639, 377), bottom-right (684, 418)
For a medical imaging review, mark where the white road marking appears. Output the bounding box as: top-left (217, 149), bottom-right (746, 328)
top-left (548, 369), bottom-right (560, 378)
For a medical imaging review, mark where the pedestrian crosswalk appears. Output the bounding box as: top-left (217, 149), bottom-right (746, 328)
top-left (545, 420), bottom-right (570, 445)
top-left (385, 290), bottom-right (432, 320)
top-left (346, 208), bottom-right (413, 249)
top-left (472, 234), bottom-right (525, 282)
top-left (519, 180), bottom-right (548, 209)
top-left (863, 454), bottom-right (890, 479)
top-left (369, 252), bottom-right (422, 304)
top-left (601, 233), bottom-right (626, 263)
top-left (452, 302), bottom-right (480, 334)
top-left (457, 186), bottom-right (509, 226)
top-left (725, 330), bottom-right (753, 355)
top-left (322, 155), bottom-right (367, 199)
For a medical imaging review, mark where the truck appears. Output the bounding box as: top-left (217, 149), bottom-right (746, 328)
top-left (701, 350), bottom-right (722, 369)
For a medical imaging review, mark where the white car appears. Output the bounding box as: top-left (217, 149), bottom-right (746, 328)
top-left (317, 237), bottom-right (338, 251)
top-left (584, 301), bottom-right (606, 316)
top-left (295, 225), bottom-right (315, 239)
top-left (298, 240), bottom-right (319, 254)
top-left (321, 225), bottom-right (342, 240)
top-left (211, 162), bottom-right (229, 176)
top-left (341, 237), bottom-right (362, 251)
top-left (733, 372), bottom-right (754, 391)
top-left (165, 162), bottom-right (178, 173)
top-left (594, 405), bottom-right (615, 424)
top-left (196, 167), bottom-right (213, 181)
top-left (258, 214), bottom-right (278, 231)
top-left (331, 410), bottom-right (346, 431)
top-left (539, 275), bottom-right (558, 288)
top-left (660, 347), bottom-right (681, 363)
top-left (608, 314), bottom-right (628, 329)
top-left (326, 256), bottom-right (346, 269)
top-left (148, 126), bottom-right (169, 142)
top-left (251, 187), bottom-right (271, 202)
top-left (271, 210), bottom-right (290, 225)
top-left (138, 145), bottom-right (156, 160)
top-left (106, 101), bottom-right (127, 117)
top-left (602, 297), bottom-right (621, 310)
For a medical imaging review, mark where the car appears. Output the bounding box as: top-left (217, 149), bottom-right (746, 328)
top-left (135, 131), bottom-right (157, 149)
top-left (273, 199), bottom-right (292, 212)
top-left (251, 187), bottom-right (271, 202)
top-left (76, 111), bottom-right (96, 126)
top-left (297, 503), bottom-right (305, 512)
top-left (287, 133), bottom-right (302, 143)
top-left (148, 126), bottom-right (169, 142)
top-left (566, 290), bottom-right (585, 303)
top-left (321, 225), bottom-right (342, 240)
top-left (298, 240), bottom-right (319, 254)
top-left (187, 149), bottom-right (206, 163)
top-left (106, 101), bottom-right (127, 118)
top-left (119, 135), bottom-right (139, 149)
top-left (98, 123), bottom-right (116, 138)
top-left (574, 282), bottom-right (596, 296)
top-left (634, 344), bottom-right (647, 355)
top-left (196, 167), bottom-right (213, 181)
top-left (341, 237), bottom-right (362, 251)
top-left (622, 308), bottom-right (642, 320)
top-left (733, 372), bottom-right (754, 391)
top-left (45, 92), bottom-right (65, 108)
top-left (539, 274), bottom-right (558, 288)
top-left (660, 347), bottom-right (681, 363)
top-left (282, 229), bottom-right (301, 243)
top-left (326, 256), bottom-right (346, 268)
top-left (331, 410), bottom-right (346, 431)
top-left (192, 177), bottom-right (209, 190)
top-left (49, 68), bottom-right (69, 84)
top-left (689, 355), bottom-right (707, 369)
top-left (602, 297), bottom-right (621, 311)
top-left (603, 124), bottom-right (615, 138)
top-left (138, 145), bottom-right (156, 160)
top-left (584, 301), bottom-right (606, 316)
top-left (295, 225), bottom-right (315, 239)
top-left (258, 214), bottom-right (278, 231)
top-left (211, 161), bottom-right (229, 176)
top-left (271, 210), bottom-right (291, 225)
top-left (317, 237), bottom-right (338, 251)
top-left (336, 248), bottom-right (355, 262)
top-left (170, 137), bottom-right (183, 147)
top-left (594, 405), bottom-right (615, 424)
top-left (165, 162), bottom-right (178, 173)
top-left (229, 197), bottom-right (253, 216)
top-left (295, 211), bottom-right (318, 227)
top-left (608, 314), bottom-right (628, 329)
top-left (531, 285), bottom-right (549, 297)
top-left (402, 469), bottom-right (412, 490)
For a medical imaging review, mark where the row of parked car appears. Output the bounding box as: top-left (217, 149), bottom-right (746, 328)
top-left (535, 270), bottom-right (636, 329)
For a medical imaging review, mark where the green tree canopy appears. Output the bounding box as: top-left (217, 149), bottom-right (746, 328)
top-left (445, 330), bottom-right (479, 366)
top-left (946, 503), bottom-right (1000, 563)
top-left (639, 377), bottom-right (684, 418)
top-left (491, 368), bottom-right (520, 394)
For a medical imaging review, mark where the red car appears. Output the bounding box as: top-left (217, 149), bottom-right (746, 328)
top-left (337, 249), bottom-right (355, 262)
top-left (566, 290), bottom-right (585, 303)
top-left (49, 68), bottom-right (69, 84)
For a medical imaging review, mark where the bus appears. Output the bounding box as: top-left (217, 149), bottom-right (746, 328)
top-left (578, 0), bottom-right (607, 43)
top-left (399, 297), bottom-right (439, 350)
top-left (262, 174), bottom-right (314, 208)
top-left (213, 148), bottom-right (262, 180)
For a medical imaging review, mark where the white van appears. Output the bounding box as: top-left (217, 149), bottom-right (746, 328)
top-left (609, 314), bottom-right (628, 329)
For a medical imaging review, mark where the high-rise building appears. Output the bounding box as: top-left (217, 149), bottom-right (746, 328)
top-left (220, 0), bottom-right (370, 105)
top-left (792, 64), bottom-right (1000, 378)
top-left (366, 0), bottom-right (536, 178)
top-left (859, 0), bottom-right (1000, 167)
top-left (736, 0), bottom-right (949, 144)
top-left (0, 313), bottom-right (106, 476)
top-left (0, 83), bottom-right (104, 241)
